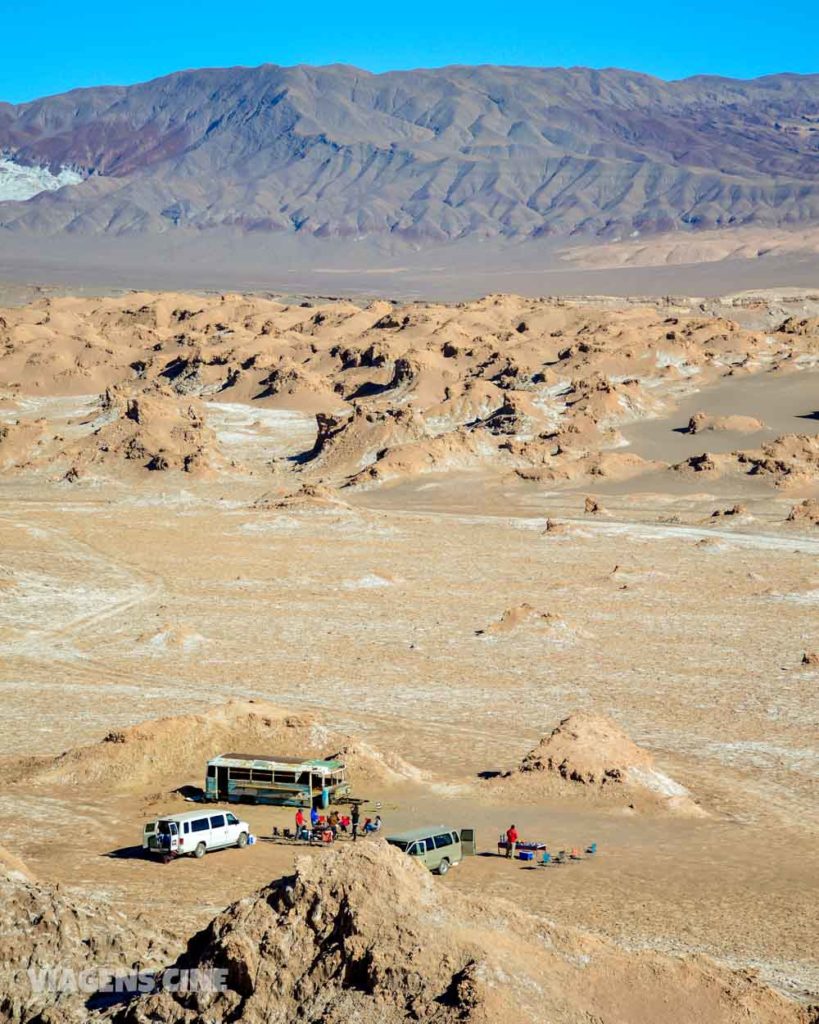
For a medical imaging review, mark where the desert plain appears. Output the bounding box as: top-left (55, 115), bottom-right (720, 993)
top-left (0, 285), bottom-right (817, 1023)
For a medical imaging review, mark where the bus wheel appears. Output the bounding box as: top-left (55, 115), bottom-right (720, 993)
top-left (237, 832), bottom-right (248, 849)
top-left (194, 842), bottom-right (206, 859)
top-left (437, 858), bottom-right (450, 876)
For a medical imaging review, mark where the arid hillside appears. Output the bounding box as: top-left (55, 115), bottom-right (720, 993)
top-left (2, 65), bottom-right (819, 243)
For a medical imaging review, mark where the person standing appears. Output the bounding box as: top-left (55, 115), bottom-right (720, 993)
top-left (351, 803), bottom-right (360, 842)
top-left (310, 805), bottom-right (320, 828)
top-left (505, 824), bottom-right (519, 859)
top-left (295, 807), bottom-right (305, 837)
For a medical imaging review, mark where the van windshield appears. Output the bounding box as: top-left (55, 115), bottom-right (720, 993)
top-left (386, 839), bottom-right (408, 851)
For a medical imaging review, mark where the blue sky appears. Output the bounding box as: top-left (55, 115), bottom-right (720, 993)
top-left (2, 0), bottom-right (817, 103)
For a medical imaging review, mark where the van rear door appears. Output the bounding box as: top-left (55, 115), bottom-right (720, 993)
top-left (154, 820), bottom-right (179, 855)
top-left (460, 828), bottom-right (477, 856)
top-left (142, 821), bottom-right (157, 850)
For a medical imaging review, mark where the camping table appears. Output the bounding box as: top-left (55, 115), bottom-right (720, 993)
top-left (497, 840), bottom-right (547, 855)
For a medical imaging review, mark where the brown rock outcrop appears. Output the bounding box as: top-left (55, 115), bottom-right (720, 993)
top-left (787, 499), bottom-right (819, 525)
top-left (0, 866), bottom-right (173, 1024)
top-left (686, 412), bottom-right (766, 434)
top-left (110, 842), bottom-right (809, 1024)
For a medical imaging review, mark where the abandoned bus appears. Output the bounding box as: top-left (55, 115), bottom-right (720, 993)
top-left (204, 753), bottom-right (349, 808)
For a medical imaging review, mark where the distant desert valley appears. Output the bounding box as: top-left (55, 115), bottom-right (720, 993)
top-left (1, 59), bottom-right (818, 1024)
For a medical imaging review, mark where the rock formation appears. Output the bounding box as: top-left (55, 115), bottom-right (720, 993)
top-left (493, 712), bottom-right (704, 815)
top-left (109, 842), bottom-right (809, 1024)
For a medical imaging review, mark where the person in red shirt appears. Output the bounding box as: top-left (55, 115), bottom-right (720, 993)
top-left (505, 824), bottom-right (519, 859)
top-left (295, 808), bottom-right (305, 837)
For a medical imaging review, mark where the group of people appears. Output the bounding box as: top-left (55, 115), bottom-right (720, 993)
top-left (292, 804), bottom-right (382, 843)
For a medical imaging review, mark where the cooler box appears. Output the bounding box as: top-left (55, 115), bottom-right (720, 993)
top-left (518, 850), bottom-right (534, 861)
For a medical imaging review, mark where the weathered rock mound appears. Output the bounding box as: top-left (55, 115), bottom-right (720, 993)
top-left (1, 290), bottom-right (817, 492)
top-left (111, 842), bottom-right (810, 1024)
top-left (0, 865), bottom-right (173, 1024)
top-left (737, 434), bottom-right (819, 488)
top-left (252, 483), bottom-right (352, 511)
top-left (787, 498), bottom-right (819, 525)
top-left (686, 411), bottom-right (766, 434)
top-left (518, 712), bottom-right (653, 785)
top-left (0, 700), bottom-right (416, 794)
top-left (476, 603), bottom-right (564, 636)
top-left (0, 700), bottom-right (319, 791)
top-left (75, 386), bottom-right (219, 474)
top-left (327, 742), bottom-right (425, 784)
top-left (672, 434), bottom-right (819, 490)
top-left (494, 712), bottom-right (704, 815)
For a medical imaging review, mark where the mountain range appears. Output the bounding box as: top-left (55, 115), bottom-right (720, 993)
top-left (1, 63), bottom-right (818, 245)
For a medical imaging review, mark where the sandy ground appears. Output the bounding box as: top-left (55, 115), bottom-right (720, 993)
top-left (2, 233), bottom-right (819, 302)
top-left (0, 473), bottom-right (817, 1000)
top-left (0, 290), bottom-right (817, 1012)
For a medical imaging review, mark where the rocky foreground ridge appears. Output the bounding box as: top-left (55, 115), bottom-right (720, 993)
top-left (2, 841), bottom-right (815, 1024)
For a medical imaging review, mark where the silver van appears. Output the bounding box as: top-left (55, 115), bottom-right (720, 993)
top-left (385, 825), bottom-right (476, 875)
top-left (143, 808), bottom-right (250, 860)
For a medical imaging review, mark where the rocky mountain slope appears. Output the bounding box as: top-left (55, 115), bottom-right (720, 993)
top-left (1, 64), bottom-right (818, 242)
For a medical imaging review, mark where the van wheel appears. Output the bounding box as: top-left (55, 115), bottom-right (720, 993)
top-left (237, 832), bottom-right (248, 848)
top-left (437, 858), bottom-right (450, 876)
top-left (194, 842), bottom-right (206, 859)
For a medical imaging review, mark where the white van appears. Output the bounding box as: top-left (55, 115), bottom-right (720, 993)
top-left (143, 808), bottom-right (249, 860)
